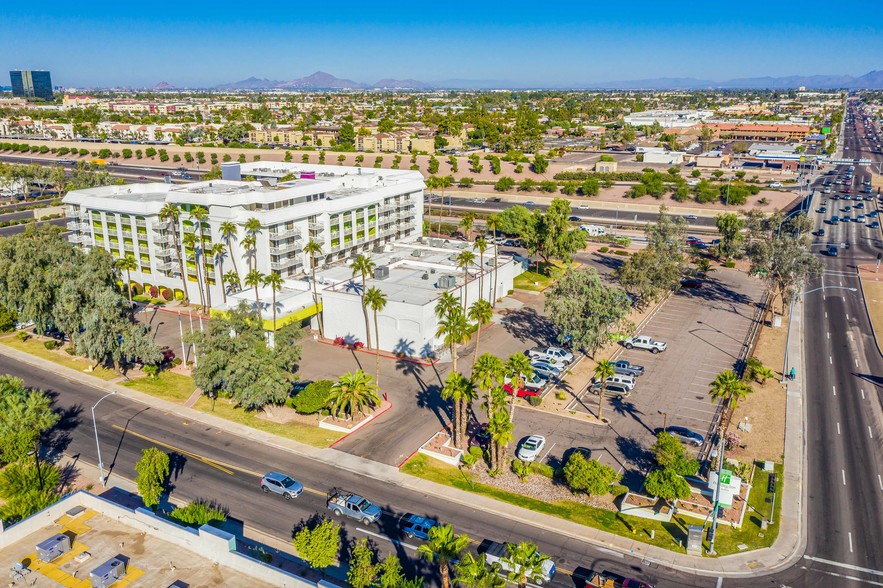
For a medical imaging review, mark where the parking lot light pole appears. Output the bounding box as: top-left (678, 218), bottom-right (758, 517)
top-left (658, 409), bottom-right (668, 431)
top-left (92, 391), bottom-right (117, 486)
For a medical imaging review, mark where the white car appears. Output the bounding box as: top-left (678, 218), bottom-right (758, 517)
top-left (516, 435), bottom-right (546, 462)
top-left (769, 182), bottom-right (784, 188)
top-left (527, 346), bottom-right (574, 365)
top-left (504, 373), bottom-right (547, 392)
top-left (623, 335), bottom-right (667, 354)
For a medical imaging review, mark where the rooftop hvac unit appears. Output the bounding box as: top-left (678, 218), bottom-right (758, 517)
top-left (430, 268), bottom-right (436, 274)
top-left (36, 533), bottom-right (71, 563)
top-left (422, 273), bottom-right (429, 280)
top-left (389, 256), bottom-right (401, 264)
top-left (90, 557), bottom-right (128, 588)
top-left (412, 249), bottom-right (422, 257)
top-left (373, 266), bottom-right (390, 280)
top-left (437, 275), bottom-right (457, 289)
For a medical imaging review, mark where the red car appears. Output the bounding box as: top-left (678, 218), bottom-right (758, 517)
top-left (160, 346), bottom-right (176, 363)
top-left (503, 383), bottom-right (540, 398)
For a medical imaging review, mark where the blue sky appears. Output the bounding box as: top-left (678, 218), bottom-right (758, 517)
top-left (3, 0), bottom-right (881, 87)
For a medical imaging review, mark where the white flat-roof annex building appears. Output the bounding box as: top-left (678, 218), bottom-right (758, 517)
top-left (62, 162), bottom-right (425, 327)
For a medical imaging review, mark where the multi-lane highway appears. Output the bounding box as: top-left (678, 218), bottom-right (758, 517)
top-left (776, 97), bottom-right (883, 587)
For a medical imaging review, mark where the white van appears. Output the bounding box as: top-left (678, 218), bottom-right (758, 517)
top-left (591, 373), bottom-right (637, 390)
top-left (579, 224), bottom-right (607, 237)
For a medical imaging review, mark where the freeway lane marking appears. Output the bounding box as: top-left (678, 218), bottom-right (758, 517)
top-left (833, 386), bottom-right (837, 396)
top-left (849, 532), bottom-right (854, 553)
top-left (878, 474), bottom-right (882, 491)
top-left (862, 389), bottom-right (865, 399)
top-left (837, 422), bottom-right (841, 435)
top-left (870, 426), bottom-right (874, 439)
top-left (804, 555), bottom-right (883, 578)
top-left (842, 470), bottom-right (847, 486)
top-left (355, 527), bottom-right (420, 551)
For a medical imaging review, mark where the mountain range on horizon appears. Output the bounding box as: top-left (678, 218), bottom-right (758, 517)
top-left (148, 69), bottom-right (883, 91)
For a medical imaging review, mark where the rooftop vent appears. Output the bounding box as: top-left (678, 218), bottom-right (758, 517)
top-left (437, 275), bottom-right (457, 289)
top-left (421, 273), bottom-right (429, 280)
top-left (412, 250), bottom-right (423, 257)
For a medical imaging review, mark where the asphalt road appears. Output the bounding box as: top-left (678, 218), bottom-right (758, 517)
top-left (780, 98), bottom-right (883, 587)
top-left (0, 154), bottom-right (207, 183)
top-left (0, 352), bottom-right (723, 588)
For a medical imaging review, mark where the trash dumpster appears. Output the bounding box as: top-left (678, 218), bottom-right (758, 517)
top-left (89, 557), bottom-right (127, 588)
top-left (36, 534), bottom-right (71, 563)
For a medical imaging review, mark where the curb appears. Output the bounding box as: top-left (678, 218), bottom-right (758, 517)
top-left (315, 339), bottom-right (439, 366)
top-left (855, 265), bottom-right (883, 358)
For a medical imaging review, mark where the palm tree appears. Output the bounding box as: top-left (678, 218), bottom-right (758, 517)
top-left (468, 299), bottom-right (493, 365)
top-left (501, 542), bottom-right (551, 588)
top-left (440, 372), bottom-right (474, 449)
top-left (436, 306), bottom-right (470, 375)
top-left (244, 269), bottom-right (264, 315)
top-left (241, 234), bottom-right (257, 272)
top-left (263, 272), bottom-right (284, 331)
top-left (455, 553), bottom-right (505, 588)
top-left (303, 239), bottom-right (325, 338)
top-left (486, 214), bottom-right (501, 306)
top-left (351, 254), bottom-right (376, 349)
top-left (504, 353), bottom-right (533, 422)
top-left (709, 369), bottom-right (752, 411)
top-left (244, 217), bottom-right (262, 268)
top-left (223, 270), bottom-right (239, 297)
top-left (473, 237), bottom-right (488, 301)
top-left (182, 232), bottom-right (205, 307)
top-left (457, 250), bottom-right (476, 308)
top-left (115, 255), bottom-right (138, 308)
top-left (459, 212), bottom-right (476, 241)
top-left (364, 286), bottom-right (388, 389)
top-left (416, 524), bottom-right (469, 588)
top-left (328, 369), bottom-right (380, 419)
top-left (434, 291), bottom-right (460, 321)
top-left (159, 203), bottom-right (188, 302)
top-left (218, 221), bottom-right (241, 284)
top-left (593, 359), bottom-right (616, 423)
top-left (488, 409), bottom-right (514, 471)
top-left (210, 243), bottom-right (227, 303)
top-left (189, 205), bottom-right (212, 311)
top-left (436, 175), bottom-right (454, 233)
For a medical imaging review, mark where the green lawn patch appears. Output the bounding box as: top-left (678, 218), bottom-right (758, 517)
top-left (122, 372), bottom-right (196, 403)
top-left (514, 270), bottom-right (553, 291)
top-left (401, 454), bottom-right (782, 556)
top-left (191, 396), bottom-right (343, 449)
top-left (0, 334), bottom-right (119, 380)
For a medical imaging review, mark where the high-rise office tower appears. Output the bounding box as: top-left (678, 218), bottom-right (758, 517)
top-left (9, 70), bottom-right (54, 101)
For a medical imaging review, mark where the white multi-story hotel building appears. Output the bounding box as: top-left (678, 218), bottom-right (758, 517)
top-left (62, 162), bottom-right (425, 325)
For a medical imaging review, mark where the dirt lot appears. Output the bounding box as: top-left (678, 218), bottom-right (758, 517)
top-left (728, 309), bottom-right (788, 464)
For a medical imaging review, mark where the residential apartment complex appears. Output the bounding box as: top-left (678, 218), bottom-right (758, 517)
top-left (62, 162), bottom-right (425, 317)
top-left (9, 70), bottom-right (53, 101)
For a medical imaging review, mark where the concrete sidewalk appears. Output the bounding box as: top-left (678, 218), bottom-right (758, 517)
top-left (0, 336), bottom-right (807, 578)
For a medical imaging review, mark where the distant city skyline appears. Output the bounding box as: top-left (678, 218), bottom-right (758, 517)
top-left (3, 0), bottom-right (881, 88)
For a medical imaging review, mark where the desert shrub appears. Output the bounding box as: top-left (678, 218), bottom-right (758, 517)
top-left (291, 380), bottom-right (333, 414)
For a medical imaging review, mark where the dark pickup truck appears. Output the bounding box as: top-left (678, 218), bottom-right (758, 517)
top-left (612, 359), bottom-right (644, 377)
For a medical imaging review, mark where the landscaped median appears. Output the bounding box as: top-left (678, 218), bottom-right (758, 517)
top-left (400, 452), bottom-right (783, 557)
top-left (0, 333), bottom-right (344, 449)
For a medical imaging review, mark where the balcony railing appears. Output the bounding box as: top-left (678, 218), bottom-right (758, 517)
top-left (270, 228), bottom-right (301, 240)
top-left (270, 257), bottom-right (299, 271)
top-left (156, 261), bottom-right (176, 272)
top-left (157, 247), bottom-right (175, 258)
top-left (138, 246), bottom-right (150, 255)
top-left (307, 222), bottom-right (324, 232)
top-left (328, 230), bottom-right (340, 240)
top-left (120, 230), bottom-right (133, 239)
top-left (153, 233), bottom-right (172, 245)
top-left (269, 242), bottom-right (303, 256)
top-left (135, 219), bottom-right (146, 227)
top-left (66, 221), bottom-right (80, 231)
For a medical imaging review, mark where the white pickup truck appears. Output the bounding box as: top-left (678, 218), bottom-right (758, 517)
top-left (483, 541), bottom-right (556, 585)
top-left (623, 336), bottom-right (667, 354)
top-left (526, 346), bottom-right (574, 365)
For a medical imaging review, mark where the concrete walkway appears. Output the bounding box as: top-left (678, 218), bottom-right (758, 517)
top-left (0, 332), bottom-right (808, 577)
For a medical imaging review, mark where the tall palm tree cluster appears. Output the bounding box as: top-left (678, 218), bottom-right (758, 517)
top-left (154, 208), bottom-right (291, 329)
top-left (416, 523), bottom-right (550, 588)
top-left (433, 275), bottom-right (528, 474)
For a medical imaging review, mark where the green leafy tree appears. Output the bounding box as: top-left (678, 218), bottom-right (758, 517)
top-left (545, 268), bottom-right (631, 357)
top-left (0, 461), bottom-right (61, 523)
top-left (0, 376), bottom-right (60, 464)
top-left (563, 452), bottom-right (624, 496)
top-left (651, 432), bottom-right (699, 475)
top-left (169, 500), bottom-right (228, 527)
top-left (291, 380), bottom-right (332, 415)
top-left (187, 303), bottom-right (301, 411)
top-left (645, 467), bottom-right (692, 501)
top-left (416, 524), bottom-right (469, 588)
top-left (714, 212), bottom-right (745, 259)
top-left (377, 554), bottom-right (406, 588)
top-left (293, 518), bottom-right (341, 570)
top-left (502, 542), bottom-right (551, 588)
top-left (347, 538), bottom-right (377, 588)
top-left (134, 447), bottom-right (170, 509)
top-left (328, 370), bottom-right (380, 419)
top-left (522, 199), bottom-right (587, 264)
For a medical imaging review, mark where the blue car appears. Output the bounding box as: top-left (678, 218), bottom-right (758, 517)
top-left (402, 515), bottom-right (437, 540)
top-left (665, 426), bottom-right (704, 447)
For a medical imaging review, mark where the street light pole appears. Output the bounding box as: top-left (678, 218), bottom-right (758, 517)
top-left (658, 409), bottom-right (668, 432)
top-left (92, 391), bottom-right (117, 486)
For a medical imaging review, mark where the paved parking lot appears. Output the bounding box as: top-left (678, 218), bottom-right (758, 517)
top-left (511, 268), bottom-right (765, 488)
